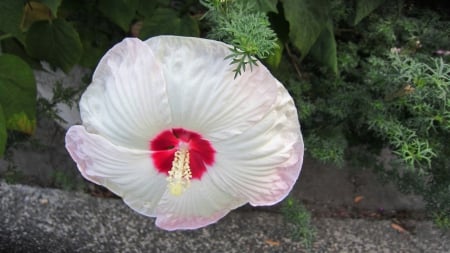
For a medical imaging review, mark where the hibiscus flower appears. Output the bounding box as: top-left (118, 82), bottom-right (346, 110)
top-left (65, 36), bottom-right (304, 230)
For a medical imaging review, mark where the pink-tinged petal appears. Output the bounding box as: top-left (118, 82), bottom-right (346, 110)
top-left (65, 125), bottom-right (167, 216)
top-left (211, 81), bottom-right (304, 206)
top-left (154, 174), bottom-right (247, 230)
top-left (80, 38), bottom-right (171, 150)
top-left (144, 36), bottom-right (278, 142)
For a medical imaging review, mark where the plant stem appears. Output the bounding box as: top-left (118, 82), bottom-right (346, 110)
top-left (0, 33), bottom-right (13, 41)
top-left (285, 43), bottom-right (303, 79)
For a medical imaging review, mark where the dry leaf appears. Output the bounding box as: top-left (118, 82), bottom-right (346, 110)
top-left (130, 21), bottom-right (143, 37)
top-left (404, 84), bottom-right (415, 94)
top-left (391, 223), bottom-right (407, 233)
top-left (353, 195), bottom-right (364, 204)
top-left (264, 239), bottom-right (280, 246)
top-left (39, 198), bottom-right (49, 205)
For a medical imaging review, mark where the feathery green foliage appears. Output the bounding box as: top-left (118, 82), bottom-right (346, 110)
top-left (282, 197), bottom-right (316, 250)
top-left (200, 0), bottom-right (278, 77)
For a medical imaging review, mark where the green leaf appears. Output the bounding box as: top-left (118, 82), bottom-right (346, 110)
top-left (21, 2), bottom-right (53, 31)
top-left (139, 8), bottom-right (200, 39)
top-left (78, 39), bottom-right (107, 69)
top-left (264, 39), bottom-right (284, 69)
top-left (38, 0), bottom-right (63, 17)
top-left (97, 0), bottom-right (139, 31)
top-left (1, 38), bottom-right (42, 69)
top-left (310, 21), bottom-right (338, 74)
top-left (283, 0), bottom-right (329, 58)
top-left (0, 54), bottom-right (36, 134)
top-left (0, 105), bottom-right (6, 157)
top-left (353, 0), bottom-right (385, 25)
top-left (256, 0), bottom-right (278, 13)
top-left (6, 112), bottom-right (36, 134)
top-left (136, 0), bottom-right (158, 18)
top-left (25, 18), bottom-right (82, 72)
top-left (0, 0), bottom-right (25, 40)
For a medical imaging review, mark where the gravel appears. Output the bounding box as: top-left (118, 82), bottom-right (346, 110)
top-left (1, 182), bottom-right (449, 253)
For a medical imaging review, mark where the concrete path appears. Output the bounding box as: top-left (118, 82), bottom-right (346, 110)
top-left (1, 182), bottom-right (449, 253)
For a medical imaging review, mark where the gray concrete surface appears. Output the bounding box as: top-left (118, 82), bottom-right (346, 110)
top-left (1, 182), bottom-right (449, 253)
top-left (294, 153), bottom-right (425, 213)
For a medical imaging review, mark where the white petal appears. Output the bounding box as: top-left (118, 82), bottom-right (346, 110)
top-left (210, 81), bottom-right (304, 206)
top-left (154, 173), bottom-right (247, 230)
top-left (144, 36), bottom-right (278, 141)
top-left (80, 38), bottom-right (171, 149)
top-left (65, 125), bottom-right (167, 216)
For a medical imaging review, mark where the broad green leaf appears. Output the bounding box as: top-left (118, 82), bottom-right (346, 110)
top-left (136, 0), bottom-right (158, 18)
top-left (310, 21), bottom-right (338, 74)
top-left (38, 0), bottom-right (63, 17)
top-left (0, 0), bottom-right (25, 40)
top-left (78, 39), bottom-right (107, 68)
top-left (139, 8), bottom-right (200, 39)
top-left (283, 0), bottom-right (328, 58)
top-left (97, 0), bottom-right (139, 32)
top-left (256, 0), bottom-right (278, 13)
top-left (1, 37), bottom-right (42, 69)
top-left (58, 0), bottom-right (96, 16)
top-left (0, 54), bottom-right (36, 134)
top-left (353, 0), bottom-right (385, 25)
top-left (25, 19), bottom-right (82, 73)
top-left (0, 105), bottom-right (6, 156)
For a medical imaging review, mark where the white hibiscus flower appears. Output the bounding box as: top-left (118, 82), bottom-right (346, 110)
top-left (65, 36), bottom-right (304, 231)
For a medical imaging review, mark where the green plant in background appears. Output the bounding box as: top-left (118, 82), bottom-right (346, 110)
top-left (200, 0), bottom-right (279, 77)
top-left (0, 54), bottom-right (36, 156)
top-left (37, 80), bottom-right (87, 126)
top-left (367, 53), bottom-right (449, 172)
top-left (3, 163), bottom-right (24, 184)
top-left (365, 52), bottom-right (450, 226)
top-left (0, 0), bottom-right (204, 157)
top-left (0, 0), bottom-right (383, 155)
top-left (282, 196), bottom-right (316, 250)
top-left (434, 209), bottom-right (450, 230)
top-left (281, 0), bottom-right (450, 227)
top-left (51, 170), bottom-right (83, 191)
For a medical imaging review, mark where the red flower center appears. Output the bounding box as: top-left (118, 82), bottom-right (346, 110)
top-left (150, 128), bottom-right (215, 180)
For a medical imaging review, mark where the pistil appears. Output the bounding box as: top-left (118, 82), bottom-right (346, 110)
top-left (167, 146), bottom-right (192, 196)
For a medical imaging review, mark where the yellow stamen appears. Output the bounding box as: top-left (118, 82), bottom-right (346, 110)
top-left (167, 147), bottom-right (192, 196)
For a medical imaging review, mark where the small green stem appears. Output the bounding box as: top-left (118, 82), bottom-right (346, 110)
top-left (0, 33), bottom-right (13, 41)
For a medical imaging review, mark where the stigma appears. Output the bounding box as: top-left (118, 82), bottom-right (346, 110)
top-left (167, 146), bottom-right (192, 196)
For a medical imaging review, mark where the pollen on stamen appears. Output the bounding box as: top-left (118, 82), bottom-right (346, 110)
top-left (167, 147), bottom-right (192, 196)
